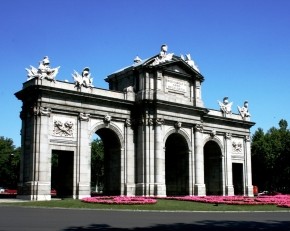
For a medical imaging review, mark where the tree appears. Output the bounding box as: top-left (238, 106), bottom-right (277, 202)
top-left (251, 119), bottom-right (290, 193)
top-left (0, 136), bottom-right (20, 188)
top-left (91, 138), bottom-right (104, 192)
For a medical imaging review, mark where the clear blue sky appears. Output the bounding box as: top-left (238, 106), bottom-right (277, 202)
top-left (1, 0), bottom-right (290, 147)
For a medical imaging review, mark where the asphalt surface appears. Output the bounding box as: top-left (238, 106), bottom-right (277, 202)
top-left (0, 206), bottom-right (290, 231)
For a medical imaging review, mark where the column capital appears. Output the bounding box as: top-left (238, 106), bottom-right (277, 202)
top-left (103, 114), bottom-right (111, 124)
top-left (194, 123), bottom-right (203, 133)
top-left (34, 106), bottom-right (51, 117)
top-left (79, 112), bottom-right (90, 121)
top-left (174, 121), bottom-right (182, 130)
top-left (155, 118), bottom-right (164, 126)
top-left (245, 135), bottom-right (251, 142)
top-left (225, 132), bottom-right (232, 140)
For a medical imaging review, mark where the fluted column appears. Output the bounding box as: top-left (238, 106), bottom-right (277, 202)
top-left (194, 124), bottom-right (206, 196)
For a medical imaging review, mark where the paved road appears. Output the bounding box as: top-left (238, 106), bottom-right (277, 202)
top-left (0, 206), bottom-right (290, 231)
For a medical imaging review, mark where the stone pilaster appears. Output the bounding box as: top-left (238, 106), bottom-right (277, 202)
top-left (244, 135), bottom-right (254, 196)
top-left (77, 112), bottom-right (91, 199)
top-left (154, 118), bottom-right (166, 196)
top-left (225, 133), bottom-right (234, 196)
top-left (18, 106), bottom-right (52, 201)
top-left (125, 119), bottom-right (136, 196)
top-left (194, 124), bottom-right (206, 196)
top-left (135, 117), bottom-right (146, 195)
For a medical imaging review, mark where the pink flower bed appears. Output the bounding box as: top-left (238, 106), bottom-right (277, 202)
top-left (81, 195), bottom-right (290, 208)
top-left (81, 196), bottom-right (157, 205)
top-left (165, 195), bottom-right (290, 208)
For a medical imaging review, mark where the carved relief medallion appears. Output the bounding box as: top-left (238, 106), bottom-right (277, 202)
top-left (53, 117), bottom-right (74, 137)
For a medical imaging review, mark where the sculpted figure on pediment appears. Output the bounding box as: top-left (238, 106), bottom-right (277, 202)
top-left (181, 53), bottom-right (200, 72)
top-left (26, 56), bottom-right (60, 82)
top-left (151, 44), bottom-right (174, 66)
top-left (72, 67), bottom-right (94, 89)
top-left (238, 101), bottom-right (251, 119)
top-left (218, 97), bottom-right (232, 114)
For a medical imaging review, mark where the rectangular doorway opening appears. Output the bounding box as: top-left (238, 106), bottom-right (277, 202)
top-left (51, 150), bottom-right (74, 198)
top-left (232, 163), bottom-right (244, 195)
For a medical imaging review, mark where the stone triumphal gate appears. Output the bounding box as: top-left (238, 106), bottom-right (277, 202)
top-left (15, 45), bottom-right (255, 200)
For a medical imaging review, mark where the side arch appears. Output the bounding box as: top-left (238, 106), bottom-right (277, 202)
top-left (163, 128), bottom-right (192, 152)
top-left (203, 135), bottom-right (224, 155)
top-left (203, 138), bottom-right (223, 195)
top-left (164, 128), bottom-right (191, 196)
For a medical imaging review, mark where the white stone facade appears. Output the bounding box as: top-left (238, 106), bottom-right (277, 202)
top-left (15, 48), bottom-right (255, 200)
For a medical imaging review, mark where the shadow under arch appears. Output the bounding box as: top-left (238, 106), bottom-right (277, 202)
top-left (164, 129), bottom-right (190, 196)
top-left (204, 139), bottom-right (223, 195)
top-left (91, 123), bottom-right (124, 195)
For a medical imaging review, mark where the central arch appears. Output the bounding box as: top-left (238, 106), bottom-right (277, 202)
top-left (94, 127), bottom-right (122, 195)
top-left (165, 133), bottom-right (189, 196)
top-left (204, 140), bottom-right (223, 195)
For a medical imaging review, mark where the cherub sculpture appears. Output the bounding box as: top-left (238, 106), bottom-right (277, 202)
top-left (238, 101), bottom-right (251, 119)
top-left (72, 67), bottom-right (94, 89)
top-left (218, 97), bottom-right (233, 114)
top-left (26, 56), bottom-right (60, 82)
top-left (184, 54), bottom-right (200, 72)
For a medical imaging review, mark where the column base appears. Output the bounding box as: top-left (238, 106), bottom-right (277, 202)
top-left (225, 185), bottom-right (235, 196)
top-left (125, 184), bottom-right (136, 196)
top-left (246, 185), bottom-right (254, 197)
top-left (154, 183), bottom-right (166, 197)
top-left (17, 181), bottom-right (51, 201)
top-left (194, 184), bottom-right (206, 196)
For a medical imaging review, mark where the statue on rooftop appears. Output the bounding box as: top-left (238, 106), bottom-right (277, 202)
top-left (72, 67), bottom-right (94, 89)
top-left (151, 44), bottom-right (174, 66)
top-left (184, 54), bottom-right (200, 72)
top-left (238, 101), bottom-right (251, 119)
top-left (218, 97), bottom-right (233, 114)
top-left (26, 56), bottom-right (60, 82)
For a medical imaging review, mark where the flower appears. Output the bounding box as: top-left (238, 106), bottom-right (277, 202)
top-left (81, 196), bottom-right (157, 205)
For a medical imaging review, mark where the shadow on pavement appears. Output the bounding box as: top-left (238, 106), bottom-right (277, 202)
top-left (63, 220), bottom-right (290, 231)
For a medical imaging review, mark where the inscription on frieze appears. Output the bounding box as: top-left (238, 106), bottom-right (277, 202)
top-left (166, 78), bottom-right (187, 93)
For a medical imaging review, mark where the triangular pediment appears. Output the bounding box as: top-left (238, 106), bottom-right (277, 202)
top-left (141, 55), bottom-right (204, 81)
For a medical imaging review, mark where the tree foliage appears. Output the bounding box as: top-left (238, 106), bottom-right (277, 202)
top-left (0, 136), bottom-right (20, 188)
top-left (91, 138), bottom-right (104, 191)
top-left (251, 119), bottom-right (290, 193)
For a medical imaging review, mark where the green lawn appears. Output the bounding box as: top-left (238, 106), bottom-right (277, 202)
top-left (2, 199), bottom-right (290, 211)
